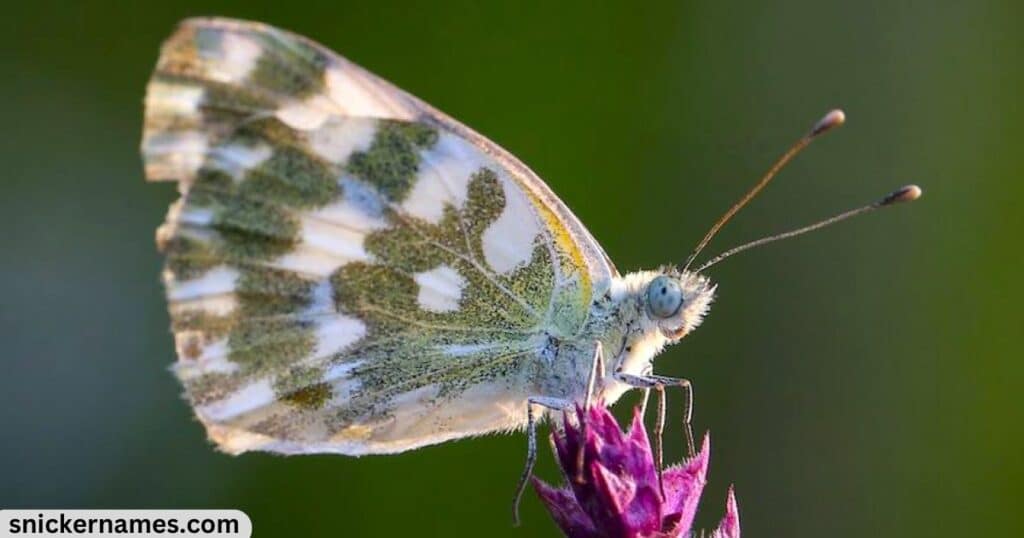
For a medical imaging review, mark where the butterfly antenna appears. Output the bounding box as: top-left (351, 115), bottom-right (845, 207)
top-left (681, 109), bottom-right (847, 271)
top-left (693, 184), bottom-right (922, 272)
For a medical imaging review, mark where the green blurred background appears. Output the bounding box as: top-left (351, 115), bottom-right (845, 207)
top-left (2, 1), bottom-right (1021, 536)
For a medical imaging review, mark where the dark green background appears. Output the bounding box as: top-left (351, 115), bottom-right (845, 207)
top-left (2, 1), bottom-right (1020, 536)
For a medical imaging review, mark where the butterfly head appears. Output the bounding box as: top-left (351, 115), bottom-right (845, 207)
top-left (643, 270), bottom-right (716, 341)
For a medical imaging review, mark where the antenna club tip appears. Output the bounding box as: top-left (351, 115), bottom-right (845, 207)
top-left (883, 184), bottom-right (923, 205)
top-left (810, 109), bottom-right (846, 137)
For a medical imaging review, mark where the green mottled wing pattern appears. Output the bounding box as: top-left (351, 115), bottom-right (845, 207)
top-left (143, 18), bottom-right (614, 454)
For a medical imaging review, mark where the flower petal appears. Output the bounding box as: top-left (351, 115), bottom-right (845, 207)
top-left (660, 434), bottom-right (710, 535)
top-left (532, 477), bottom-right (599, 538)
top-left (627, 407), bottom-right (650, 450)
top-left (553, 423), bottom-right (573, 477)
top-left (618, 408), bottom-right (657, 484)
top-left (590, 404), bottom-right (625, 443)
top-left (589, 460), bottom-right (662, 537)
top-left (713, 486), bottom-right (741, 538)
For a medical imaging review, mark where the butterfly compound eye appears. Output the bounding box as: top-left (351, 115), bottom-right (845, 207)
top-left (646, 276), bottom-right (683, 319)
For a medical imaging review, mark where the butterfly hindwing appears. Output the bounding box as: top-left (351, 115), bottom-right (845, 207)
top-left (144, 18), bottom-right (614, 454)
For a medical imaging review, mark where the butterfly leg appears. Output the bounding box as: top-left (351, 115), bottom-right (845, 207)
top-left (639, 386), bottom-right (652, 419)
top-left (582, 340), bottom-right (606, 410)
top-left (575, 341), bottom-right (606, 483)
top-left (614, 372), bottom-right (695, 492)
top-left (512, 395), bottom-right (570, 526)
top-left (637, 363), bottom-right (654, 421)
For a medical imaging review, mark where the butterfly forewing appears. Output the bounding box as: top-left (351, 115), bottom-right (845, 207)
top-left (144, 18), bottom-right (614, 454)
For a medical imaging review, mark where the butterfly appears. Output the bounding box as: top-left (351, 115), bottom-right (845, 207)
top-left (142, 17), bottom-right (920, 519)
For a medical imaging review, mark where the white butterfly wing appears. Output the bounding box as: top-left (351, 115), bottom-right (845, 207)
top-left (143, 18), bottom-right (615, 454)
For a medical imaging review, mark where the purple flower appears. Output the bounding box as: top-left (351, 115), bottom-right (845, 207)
top-left (532, 405), bottom-right (740, 538)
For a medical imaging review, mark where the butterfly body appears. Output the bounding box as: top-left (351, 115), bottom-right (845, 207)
top-left (144, 18), bottom-right (717, 456)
